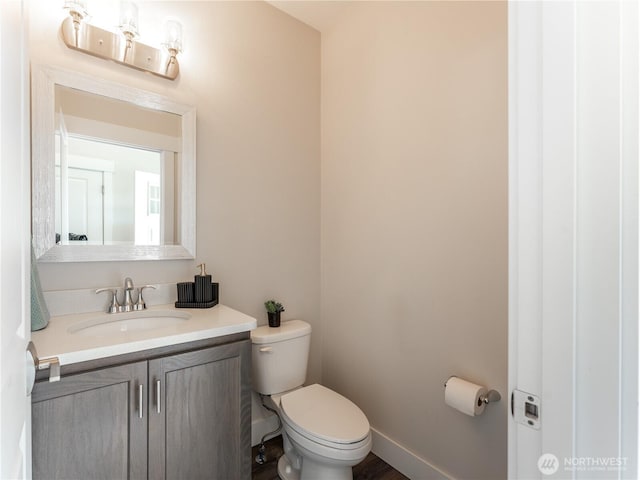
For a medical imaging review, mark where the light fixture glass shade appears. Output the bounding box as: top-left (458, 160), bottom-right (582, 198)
top-left (118, 1), bottom-right (139, 37)
top-left (63, 0), bottom-right (88, 18)
top-left (163, 19), bottom-right (183, 53)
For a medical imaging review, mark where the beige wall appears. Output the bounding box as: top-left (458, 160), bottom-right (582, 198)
top-left (31, 1), bottom-right (508, 476)
top-left (320, 2), bottom-right (507, 479)
top-left (31, 1), bottom-right (322, 382)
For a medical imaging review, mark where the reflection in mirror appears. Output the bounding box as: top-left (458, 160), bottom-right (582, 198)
top-left (55, 85), bottom-right (179, 247)
top-left (55, 137), bottom-right (171, 246)
top-left (32, 65), bottom-right (196, 262)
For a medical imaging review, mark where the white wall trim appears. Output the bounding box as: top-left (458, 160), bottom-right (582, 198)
top-left (509, 1), bottom-right (639, 478)
top-left (371, 428), bottom-right (452, 480)
top-left (507, 2), bottom-right (546, 476)
top-left (0, 1), bottom-right (31, 478)
top-left (250, 393), bottom-right (280, 447)
top-left (251, 414), bottom-right (280, 448)
top-left (250, 419), bottom-right (457, 479)
top-left (619, 0), bottom-right (639, 473)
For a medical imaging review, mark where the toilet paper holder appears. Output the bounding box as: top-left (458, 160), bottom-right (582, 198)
top-left (444, 376), bottom-right (502, 405)
top-left (479, 389), bottom-right (502, 405)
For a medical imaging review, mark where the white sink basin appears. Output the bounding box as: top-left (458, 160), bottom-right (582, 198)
top-left (67, 310), bottom-right (191, 336)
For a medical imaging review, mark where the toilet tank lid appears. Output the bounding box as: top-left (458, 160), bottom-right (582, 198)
top-left (251, 319), bottom-right (311, 344)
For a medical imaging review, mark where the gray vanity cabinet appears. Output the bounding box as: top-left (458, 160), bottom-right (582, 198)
top-left (148, 340), bottom-right (252, 479)
top-left (32, 335), bottom-right (252, 480)
top-left (31, 361), bottom-right (148, 479)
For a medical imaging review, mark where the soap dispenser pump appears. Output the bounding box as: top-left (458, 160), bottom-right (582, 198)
top-left (194, 263), bottom-right (213, 303)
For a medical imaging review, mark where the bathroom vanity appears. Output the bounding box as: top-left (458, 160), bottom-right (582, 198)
top-left (27, 64), bottom-right (258, 478)
top-left (30, 304), bottom-right (256, 480)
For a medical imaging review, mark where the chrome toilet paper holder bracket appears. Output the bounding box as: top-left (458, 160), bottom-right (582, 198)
top-left (444, 376), bottom-right (502, 405)
top-left (480, 389), bottom-right (501, 405)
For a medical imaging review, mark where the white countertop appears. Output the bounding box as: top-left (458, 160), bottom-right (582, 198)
top-left (32, 304), bottom-right (257, 366)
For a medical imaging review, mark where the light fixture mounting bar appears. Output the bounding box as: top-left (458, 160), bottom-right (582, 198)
top-left (60, 16), bottom-right (179, 80)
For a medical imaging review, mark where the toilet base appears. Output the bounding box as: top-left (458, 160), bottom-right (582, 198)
top-left (277, 455), bottom-right (300, 480)
top-left (277, 452), bottom-right (355, 480)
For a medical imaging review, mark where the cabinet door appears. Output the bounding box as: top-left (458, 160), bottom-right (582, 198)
top-left (148, 340), bottom-right (251, 480)
top-left (31, 361), bottom-right (148, 480)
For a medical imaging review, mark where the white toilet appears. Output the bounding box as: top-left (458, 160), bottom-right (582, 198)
top-left (251, 319), bottom-right (372, 480)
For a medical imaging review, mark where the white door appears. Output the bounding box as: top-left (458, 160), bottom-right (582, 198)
top-left (134, 170), bottom-right (161, 245)
top-left (68, 169), bottom-right (104, 243)
top-left (56, 167), bottom-right (104, 244)
top-left (508, 1), bottom-right (638, 479)
top-left (0, 1), bottom-right (31, 479)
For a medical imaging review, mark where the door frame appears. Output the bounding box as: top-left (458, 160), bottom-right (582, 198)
top-left (0, 0), bottom-right (32, 478)
top-left (508, 1), bottom-right (639, 478)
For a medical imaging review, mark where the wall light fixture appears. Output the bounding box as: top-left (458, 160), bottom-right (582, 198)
top-left (60, 1), bottom-right (182, 80)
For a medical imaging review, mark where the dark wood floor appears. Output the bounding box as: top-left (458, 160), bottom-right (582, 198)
top-left (252, 435), bottom-right (409, 480)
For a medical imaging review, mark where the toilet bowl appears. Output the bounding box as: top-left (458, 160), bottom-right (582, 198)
top-left (275, 384), bottom-right (372, 480)
top-left (251, 320), bottom-right (372, 480)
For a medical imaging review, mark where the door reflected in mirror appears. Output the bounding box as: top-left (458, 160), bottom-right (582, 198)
top-left (55, 136), bottom-right (177, 246)
top-left (54, 84), bottom-right (180, 248)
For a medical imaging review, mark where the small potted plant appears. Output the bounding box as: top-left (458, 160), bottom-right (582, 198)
top-left (264, 299), bottom-right (285, 327)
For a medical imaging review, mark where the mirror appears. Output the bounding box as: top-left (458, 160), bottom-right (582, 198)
top-left (32, 65), bottom-right (196, 262)
top-left (54, 86), bottom-right (180, 247)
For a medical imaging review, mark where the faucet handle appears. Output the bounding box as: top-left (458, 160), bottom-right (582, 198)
top-left (134, 285), bottom-right (156, 311)
top-left (96, 288), bottom-right (121, 314)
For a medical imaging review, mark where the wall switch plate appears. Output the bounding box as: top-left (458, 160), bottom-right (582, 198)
top-left (512, 389), bottom-right (540, 429)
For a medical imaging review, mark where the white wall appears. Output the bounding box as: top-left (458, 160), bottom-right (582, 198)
top-left (320, 2), bottom-right (507, 479)
top-left (30, 0), bottom-right (322, 382)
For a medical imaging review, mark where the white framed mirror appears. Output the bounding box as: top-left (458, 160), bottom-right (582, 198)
top-left (32, 65), bottom-right (196, 262)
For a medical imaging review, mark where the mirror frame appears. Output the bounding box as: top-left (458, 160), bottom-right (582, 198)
top-left (32, 65), bottom-right (196, 262)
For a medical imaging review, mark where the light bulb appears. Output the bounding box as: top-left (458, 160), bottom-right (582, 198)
top-left (163, 19), bottom-right (183, 54)
top-left (63, 0), bottom-right (88, 19)
top-left (118, 1), bottom-right (139, 38)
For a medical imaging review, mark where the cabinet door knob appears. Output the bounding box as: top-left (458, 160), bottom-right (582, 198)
top-left (138, 384), bottom-right (144, 419)
top-left (156, 380), bottom-right (161, 414)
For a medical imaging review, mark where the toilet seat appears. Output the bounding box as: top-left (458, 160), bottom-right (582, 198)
top-left (279, 384), bottom-right (370, 449)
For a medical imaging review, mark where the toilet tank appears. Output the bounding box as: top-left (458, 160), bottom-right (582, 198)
top-left (251, 319), bottom-right (311, 395)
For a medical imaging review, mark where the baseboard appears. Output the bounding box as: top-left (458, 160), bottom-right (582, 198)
top-left (371, 428), bottom-right (453, 480)
top-left (252, 414), bottom-right (280, 447)
top-left (251, 408), bottom-right (453, 479)
top-left (251, 398), bottom-right (280, 446)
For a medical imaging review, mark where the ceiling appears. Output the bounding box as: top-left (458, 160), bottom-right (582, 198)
top-left (266, 1), bottom-right (353, 33)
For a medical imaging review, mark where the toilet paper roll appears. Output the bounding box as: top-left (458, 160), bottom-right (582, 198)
top-left (444, 377), bottom-right (487, 416)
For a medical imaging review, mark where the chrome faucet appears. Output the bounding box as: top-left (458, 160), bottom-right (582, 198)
top-left (135, 285), bottom-right (156, 310)
top-left (96, 278), bottom-right (156, 313)
top-left (95, 288), bottom-right (121, 314)
top-left (121, 277), bottom-right (136, 312)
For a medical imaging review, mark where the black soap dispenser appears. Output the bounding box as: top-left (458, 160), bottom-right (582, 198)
top-left (194, 263), bottom-right (213, 303)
